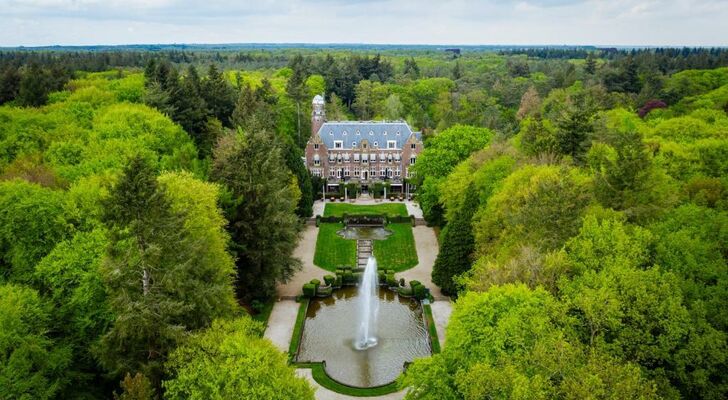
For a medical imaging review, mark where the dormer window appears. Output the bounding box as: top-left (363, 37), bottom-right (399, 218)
top-left (356, 130), bottom-right (360, 135)
top-left (373, 141), bottom-right (378, 147)
top-left (343, 131), bottom-right (348, 136)
top-left (334, 140), bottom-right (343, 149)
top-left (352, 141), bottom-right (357, 147)
top-left (396, 131), bottom-right (401, 135)
top-left (329, 131), bottom-right (333, 135)
top-left (369, 131), bottom-right (374, 135)
top-left (387, 140), bottom-right (397, 149)
top-left (383, 131), bottom-right (387, 136)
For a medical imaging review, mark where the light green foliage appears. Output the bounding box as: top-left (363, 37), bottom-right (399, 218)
top-left (0, 180), bottom-right (70, 282)
top-left (0, 283), bottom-right (72, 400)
top-left (413, 124), bottom-right (494, 224)
top-left (401, 284), bottom-right (658, 400)
top-left (439, 148), bottom-right (515, 223)
top-left (99, 157), bottom-right (236, 384)
top-left (33, 229), bottom-right (112, 392)
top-left (163, 318), bottom-right (315, 400)
top-left (474, 165), bottom-right (593, 259)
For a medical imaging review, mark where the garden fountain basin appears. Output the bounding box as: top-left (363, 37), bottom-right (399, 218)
top-left (297, 287), bottom-right (431, 387)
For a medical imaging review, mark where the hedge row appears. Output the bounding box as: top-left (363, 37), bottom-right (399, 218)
top-left (301, 266), bottom-right (430, 301)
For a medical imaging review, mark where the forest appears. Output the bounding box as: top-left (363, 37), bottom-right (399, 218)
top-left (1, 46), bottom-right (727, 399)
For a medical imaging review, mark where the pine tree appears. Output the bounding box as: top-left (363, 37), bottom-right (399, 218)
top-left (99, 156), bottom-right (236, 389)
top-left (201, 64), bottom-right (235, 126)
top-left (431, 184), bottom-right (478, 296)
top-left (211, 131), bottom-right (302, 301)
top-left (584, 55), bottom-right (597, 75)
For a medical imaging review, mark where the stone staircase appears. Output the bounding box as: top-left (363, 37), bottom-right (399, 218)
top-left (357, 239), bottom-right (372, 268)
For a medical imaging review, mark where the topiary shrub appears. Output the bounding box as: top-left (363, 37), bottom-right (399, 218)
top-left (302, 283), bottom-right (316, 298)
top-left (310, 279), bottom-right (321, 288)
top-left (323, 275), bottom-right (335, 286)
top-left (398, 286), bottom-right (414, 297)
top-left (399, 278), bottom-right (405, 287)
top-left (343, 270), bottom-right (355, 285)
top-left (409, 280), bottom-right (422, 290)
top-left (413, 284), bottom-right (427, 300)
top-left (386, 273), bottom-right (397, 287)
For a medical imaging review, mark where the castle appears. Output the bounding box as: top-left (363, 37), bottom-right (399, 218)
top-left (304, 95), bottom-right (423, 193)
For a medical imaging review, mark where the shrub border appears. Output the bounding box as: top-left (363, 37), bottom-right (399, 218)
top-left (295, 362), bottom-right (401, 397)
top-left (288, 297), bottom-right (309, 362)
top-left (423, 303), bottom-right (441, 354)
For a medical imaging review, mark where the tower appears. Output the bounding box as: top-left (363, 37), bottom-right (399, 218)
top-left (311, 94), bottom-right (325, 138)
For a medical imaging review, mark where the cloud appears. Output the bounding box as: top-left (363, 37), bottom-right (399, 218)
top-left (0, 0), bottom-right (726, 46)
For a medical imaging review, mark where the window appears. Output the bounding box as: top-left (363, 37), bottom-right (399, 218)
top-left (313, 155), bottom-right (320, 166)
top-left (344, 168), bottom-right (350, 177)
top-left (395, 168), bottom-right (401, 177)
top-left (371, 168), bottom-right (376, 176)
top-left (387, 140), bottom-right (397, 149)
top-left (373, 141), bottom-right (378, 147)
top-left (337, 169), bottom-right (342, 178)
top-left (330, 170), bottom-right (336, 177)
top-left (410, 143), bottom-right (416, 149)
top-left (343, 153), bottom-right (350, 163)
top-left (314, 143), bottom-right (319, 150)
top-left (329, 131), bottom-right (333, 135)
top-left (334, 140), bottom-right (343, 149)
top-left (369, 131), bottom-right (374, 135)
top-left (354, 167), bottom-right (359, 175)
top-left (380, 168), bottom-right (386, 176)
top-left (354, 153), bottom-right (360, 162)
top-left (396, 131), bottom-right (401, 135)
top-left (370, 153), bottom-right (376, 162)
top-left (410, 157), bottom-right (416, 165)
top-left (356, 130), bottom-right (361, 135)
top-left (352, 141), bottom-right (357, 147)
top-left (363, 143), bottom-right (367, 149)
top-left (383, 131), bottom-right (387, 136)
top-left (343, 131), bottom-right (348, 136)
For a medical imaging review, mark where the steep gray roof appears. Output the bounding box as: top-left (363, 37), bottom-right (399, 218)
top-left (317, 121), bottom-right (419, 149)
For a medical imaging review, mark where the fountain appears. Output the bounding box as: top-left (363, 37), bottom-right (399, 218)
top-left (355, 256), bottom-right (379, 350)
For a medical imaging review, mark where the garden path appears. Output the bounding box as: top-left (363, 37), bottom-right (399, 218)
top-left (266, 211), bottom-right (451, 400)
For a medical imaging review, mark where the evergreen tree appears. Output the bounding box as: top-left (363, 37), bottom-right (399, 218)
top-left (0, 66), bottom-right (21, 104)
top-left (403, 57), bottom-right (420, 79)
top-left (585, 55), bottom-right (597, 75)
top-left (201, 64), bottom-right (235, 127)
top-left (99, 156), bottom-right (236, 388)
top-left (17, 62), bottom-right (49, 107)
top-left (431, 184), bottom-right (478, 296)
top-left (211, 131), bottom-right (302, 301)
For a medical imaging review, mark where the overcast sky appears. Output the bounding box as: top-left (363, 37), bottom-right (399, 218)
top-left (1, 0), bottom-right (726, 47)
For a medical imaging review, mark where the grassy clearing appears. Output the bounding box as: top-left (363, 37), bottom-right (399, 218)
top-left (374, 223), bottom-right (418, 272)
top-left (314, 223), bottom-right (357, 271)
top-left (323, 203), bottom-right (408, 217)
top-left (295, 362), bottom-right (401, 396)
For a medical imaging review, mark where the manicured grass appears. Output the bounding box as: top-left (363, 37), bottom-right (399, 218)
top-left (314, 222), bottom-right (418, 272)
top-left (423, 304), bottom-right (441, 354)
top-left (374, 223), bottom-right (418, 272)
top-left (288, 298), bottom-right (309, 361)
top-left (314, 223), bottom-right (357, 270)
top-left (295, 362), bottom-right (401, 396)
top-left (323, 203), bottom-right (408, 217)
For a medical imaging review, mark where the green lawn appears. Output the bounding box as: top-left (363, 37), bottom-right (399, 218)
top-left (323, 203), bottom-right (408, 217)
top-left (374, 223), bottom-right (418, 271)
top-left (313, 223), bottom-right (357, 270)
top-left (314, 222), bottom-right (418, 272)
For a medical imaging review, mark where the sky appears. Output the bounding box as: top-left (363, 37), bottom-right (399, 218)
top-left (1, 0), bottom-right (727, 47)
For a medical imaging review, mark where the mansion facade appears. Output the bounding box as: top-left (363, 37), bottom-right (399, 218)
top-left (304, 95), bottom-right (423, 192)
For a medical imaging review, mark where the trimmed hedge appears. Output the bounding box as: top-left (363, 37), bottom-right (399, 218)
top-left (288, 298), bottom-right (309, 361)
top-left (302, 283), bottom-right (316, 298)
top-left (386, 214), bottom-right (416, 226)
top-left (324, 274), bottom-right (335, 286)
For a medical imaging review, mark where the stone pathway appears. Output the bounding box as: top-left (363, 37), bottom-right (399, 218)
top-left (358, 239), bottom-right (372, 267)
top-left (266, 205), bottom-right (451, 400)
